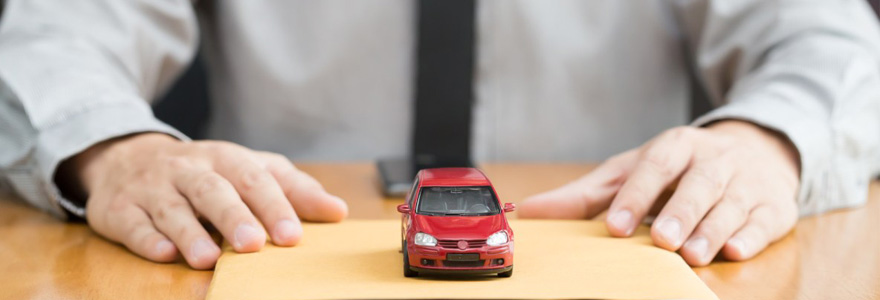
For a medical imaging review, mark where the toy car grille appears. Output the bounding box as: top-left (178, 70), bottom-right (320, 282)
top-left (442, 260), bottom-right (486, 268)
top-left (437, 239), bottom-right (487, 249)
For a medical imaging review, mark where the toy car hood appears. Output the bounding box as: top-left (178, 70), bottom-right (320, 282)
top-left (412, 214), bottom-right (508, 240)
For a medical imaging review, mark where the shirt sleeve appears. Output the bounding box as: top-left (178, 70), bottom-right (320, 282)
top-left (673, 0), bottom-right (880, 216)
top-left (0, 0), bottom-right (197, 219)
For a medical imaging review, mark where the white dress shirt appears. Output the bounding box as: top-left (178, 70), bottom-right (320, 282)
top-left (1, 0), bottom-right (879, 219)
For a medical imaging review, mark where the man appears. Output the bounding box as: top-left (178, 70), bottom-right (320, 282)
top-left (1, 0), bottom-right (879, 270)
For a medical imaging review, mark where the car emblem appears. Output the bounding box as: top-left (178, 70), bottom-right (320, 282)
top-left (457, 240), bottom-right (468, 249)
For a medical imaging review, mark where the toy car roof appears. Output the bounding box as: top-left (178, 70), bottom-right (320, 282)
top-left (418, 168), bottom-right (492, 187)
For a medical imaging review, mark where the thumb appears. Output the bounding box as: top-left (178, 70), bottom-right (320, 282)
top-left (518, 149), bottom-right (639, 219)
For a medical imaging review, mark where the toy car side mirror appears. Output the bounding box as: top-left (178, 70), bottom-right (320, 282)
top-left (397, 204), bottom-right (411, 214)
top-left (503, 203), bottom-right (516, 213)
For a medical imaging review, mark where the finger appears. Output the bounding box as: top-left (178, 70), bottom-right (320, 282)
top-left (257, 152), bottom-right (348, 223)
top-left (651, 158), bottom-right (734, 251)
top-left (144, 189), bottom-right (221, 269)
top-left (174, 169), bottom-right (266, 253)
top-left (209, 149), bottom-right (301, 247)
top-left (677, 185), bottom-right (753, 266)
top-left (607, 127), bottom-right (697, 237)
top-left (518, 149), bottom-right (639, 219)
top-left (89, 198), bottom-right (177, 263)
top-left (721, 200), bottom-right (797, 261)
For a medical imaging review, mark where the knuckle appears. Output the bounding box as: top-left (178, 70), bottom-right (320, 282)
top-left (666, 126), bottom-right (697, 141)
top-left (254, 197), bottom-right (286, 216)
top-left (218, 204), bottom-right (247, 226)
top-left (699, 204), bottom-right (751, 239)
top-left (621, 181), bottom-right (652, 203)
top-left (191, 172), bottom-right (229, 199)
top-left (153, 199), bottom-right (190, 223)
top-left (162, 155), bottom-right (194, 170)
top-left (722, 186), bottom-right (751, 206)
top-left (262, 152), bottom-right (290, 164)
top-left (201, 141), bottom-right (245, 157)
top-left (124, 221), bottom-right (152, 245)
top-left (607, 150), bottom-right (633, 165)
top-left (695, 219), bottom-right (724, 240)
top-left (197, 140), bottom-right (232, 149)
top-left (604, 151), bottom-right (637, 176)
top-left (108, 188), bottom-right (141, 210)
top-left (671, 197), bottom-right (702, 225)
top-left (687, 166), bottom-right (725, 192)
top-left (263, 153), bottom-right (295, 172)
top-left (642, 151), bottom-right (677, 179)
top-left (196, 141), bottom-right (223, 154)
top-left (577, 187), bottom-right (599, 206)
top-left (171, 224), bottom-right (200, 243)
top-left (239, 168), bottom-right (274, 191)
top-left (280, 168), bottom-right (322, 190)
top-left (301, 174), bottom-right (324, 190)
top-left (726, 201), bottom-right (751, 225)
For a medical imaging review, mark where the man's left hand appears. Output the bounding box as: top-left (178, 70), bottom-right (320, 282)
top-left (518, 120), bottom-right (800, 266)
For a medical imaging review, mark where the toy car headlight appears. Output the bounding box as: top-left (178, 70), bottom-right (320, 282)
top-left (486, 231), bottom-right (509, 246)
top-left (414, 232), bottom-right (437, 246)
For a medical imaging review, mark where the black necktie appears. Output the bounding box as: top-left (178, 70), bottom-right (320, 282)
top-left (411, 0), bottom-right (476, 170)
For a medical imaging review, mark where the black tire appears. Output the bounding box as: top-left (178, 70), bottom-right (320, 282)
top-left (403, 245), bottom-right (418, 277)
top-left (498, 267), bottom-right (513, 278)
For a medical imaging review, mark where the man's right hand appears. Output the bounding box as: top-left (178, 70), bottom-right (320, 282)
top-left (58, 133), bottom-right (348, 269)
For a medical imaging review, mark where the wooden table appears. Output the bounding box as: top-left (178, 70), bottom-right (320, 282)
top-left (2, 163), bottom-right (878, 299)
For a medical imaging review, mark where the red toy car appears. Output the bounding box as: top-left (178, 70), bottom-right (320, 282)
top-left (397, 168), bottom-right (515, 277)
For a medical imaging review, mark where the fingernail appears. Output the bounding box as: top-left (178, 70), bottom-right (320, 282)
top-left (234, 223), bottom-right (264, 249)
top-left (191, 237), bottom-right (219, 262)
top-left (273, 219), bottom-right (302, 244)
top-left (655, 217), bottom-right (682, 247)
top-left (333, 196), bottom-right (350, 219)
top-left (684, 236), bottom-right (709, 260)
top-left (155, 239), bottom-right (175, 257)
top-left (608, 210), bottom-right (633, 235)
top-left (333, 195), bottom-right (349, 208)
top-left (728, 237), bottom-right (747, 256)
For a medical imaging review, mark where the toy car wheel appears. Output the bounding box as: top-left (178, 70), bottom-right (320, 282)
top-left (498, 268), bottom-right (513, 278)
top-left (403, 245), bottom-right (418, 277)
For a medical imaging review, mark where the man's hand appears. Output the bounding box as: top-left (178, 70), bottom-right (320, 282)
top-left (57, 133), bottom-right (348, 269)
top-left (518, 120), bottom-right (800, 266)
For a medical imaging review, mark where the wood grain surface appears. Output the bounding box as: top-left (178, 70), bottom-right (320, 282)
top-left (2, 163), bottom-right (878, 299)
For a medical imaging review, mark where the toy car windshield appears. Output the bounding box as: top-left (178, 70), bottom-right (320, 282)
top-left (416, 186), bottom-right (501, 216)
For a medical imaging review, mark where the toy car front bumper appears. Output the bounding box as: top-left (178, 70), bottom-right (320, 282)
top-left (410, 265), bottom-right (513, 275)
top-left (407, 244), bottom-right (513, 273)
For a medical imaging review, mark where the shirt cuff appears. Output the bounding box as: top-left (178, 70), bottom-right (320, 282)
top-left (691, 94), bottom-right (867, 216)
top-left (26, 101), bottom-right (189, 219)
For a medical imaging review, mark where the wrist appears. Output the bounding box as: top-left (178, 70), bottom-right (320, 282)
top-left (705, 120), bottom-right (801, 175)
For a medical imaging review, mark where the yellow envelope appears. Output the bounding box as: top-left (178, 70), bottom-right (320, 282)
top-left (207, 220), bottom-right (717, 300)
